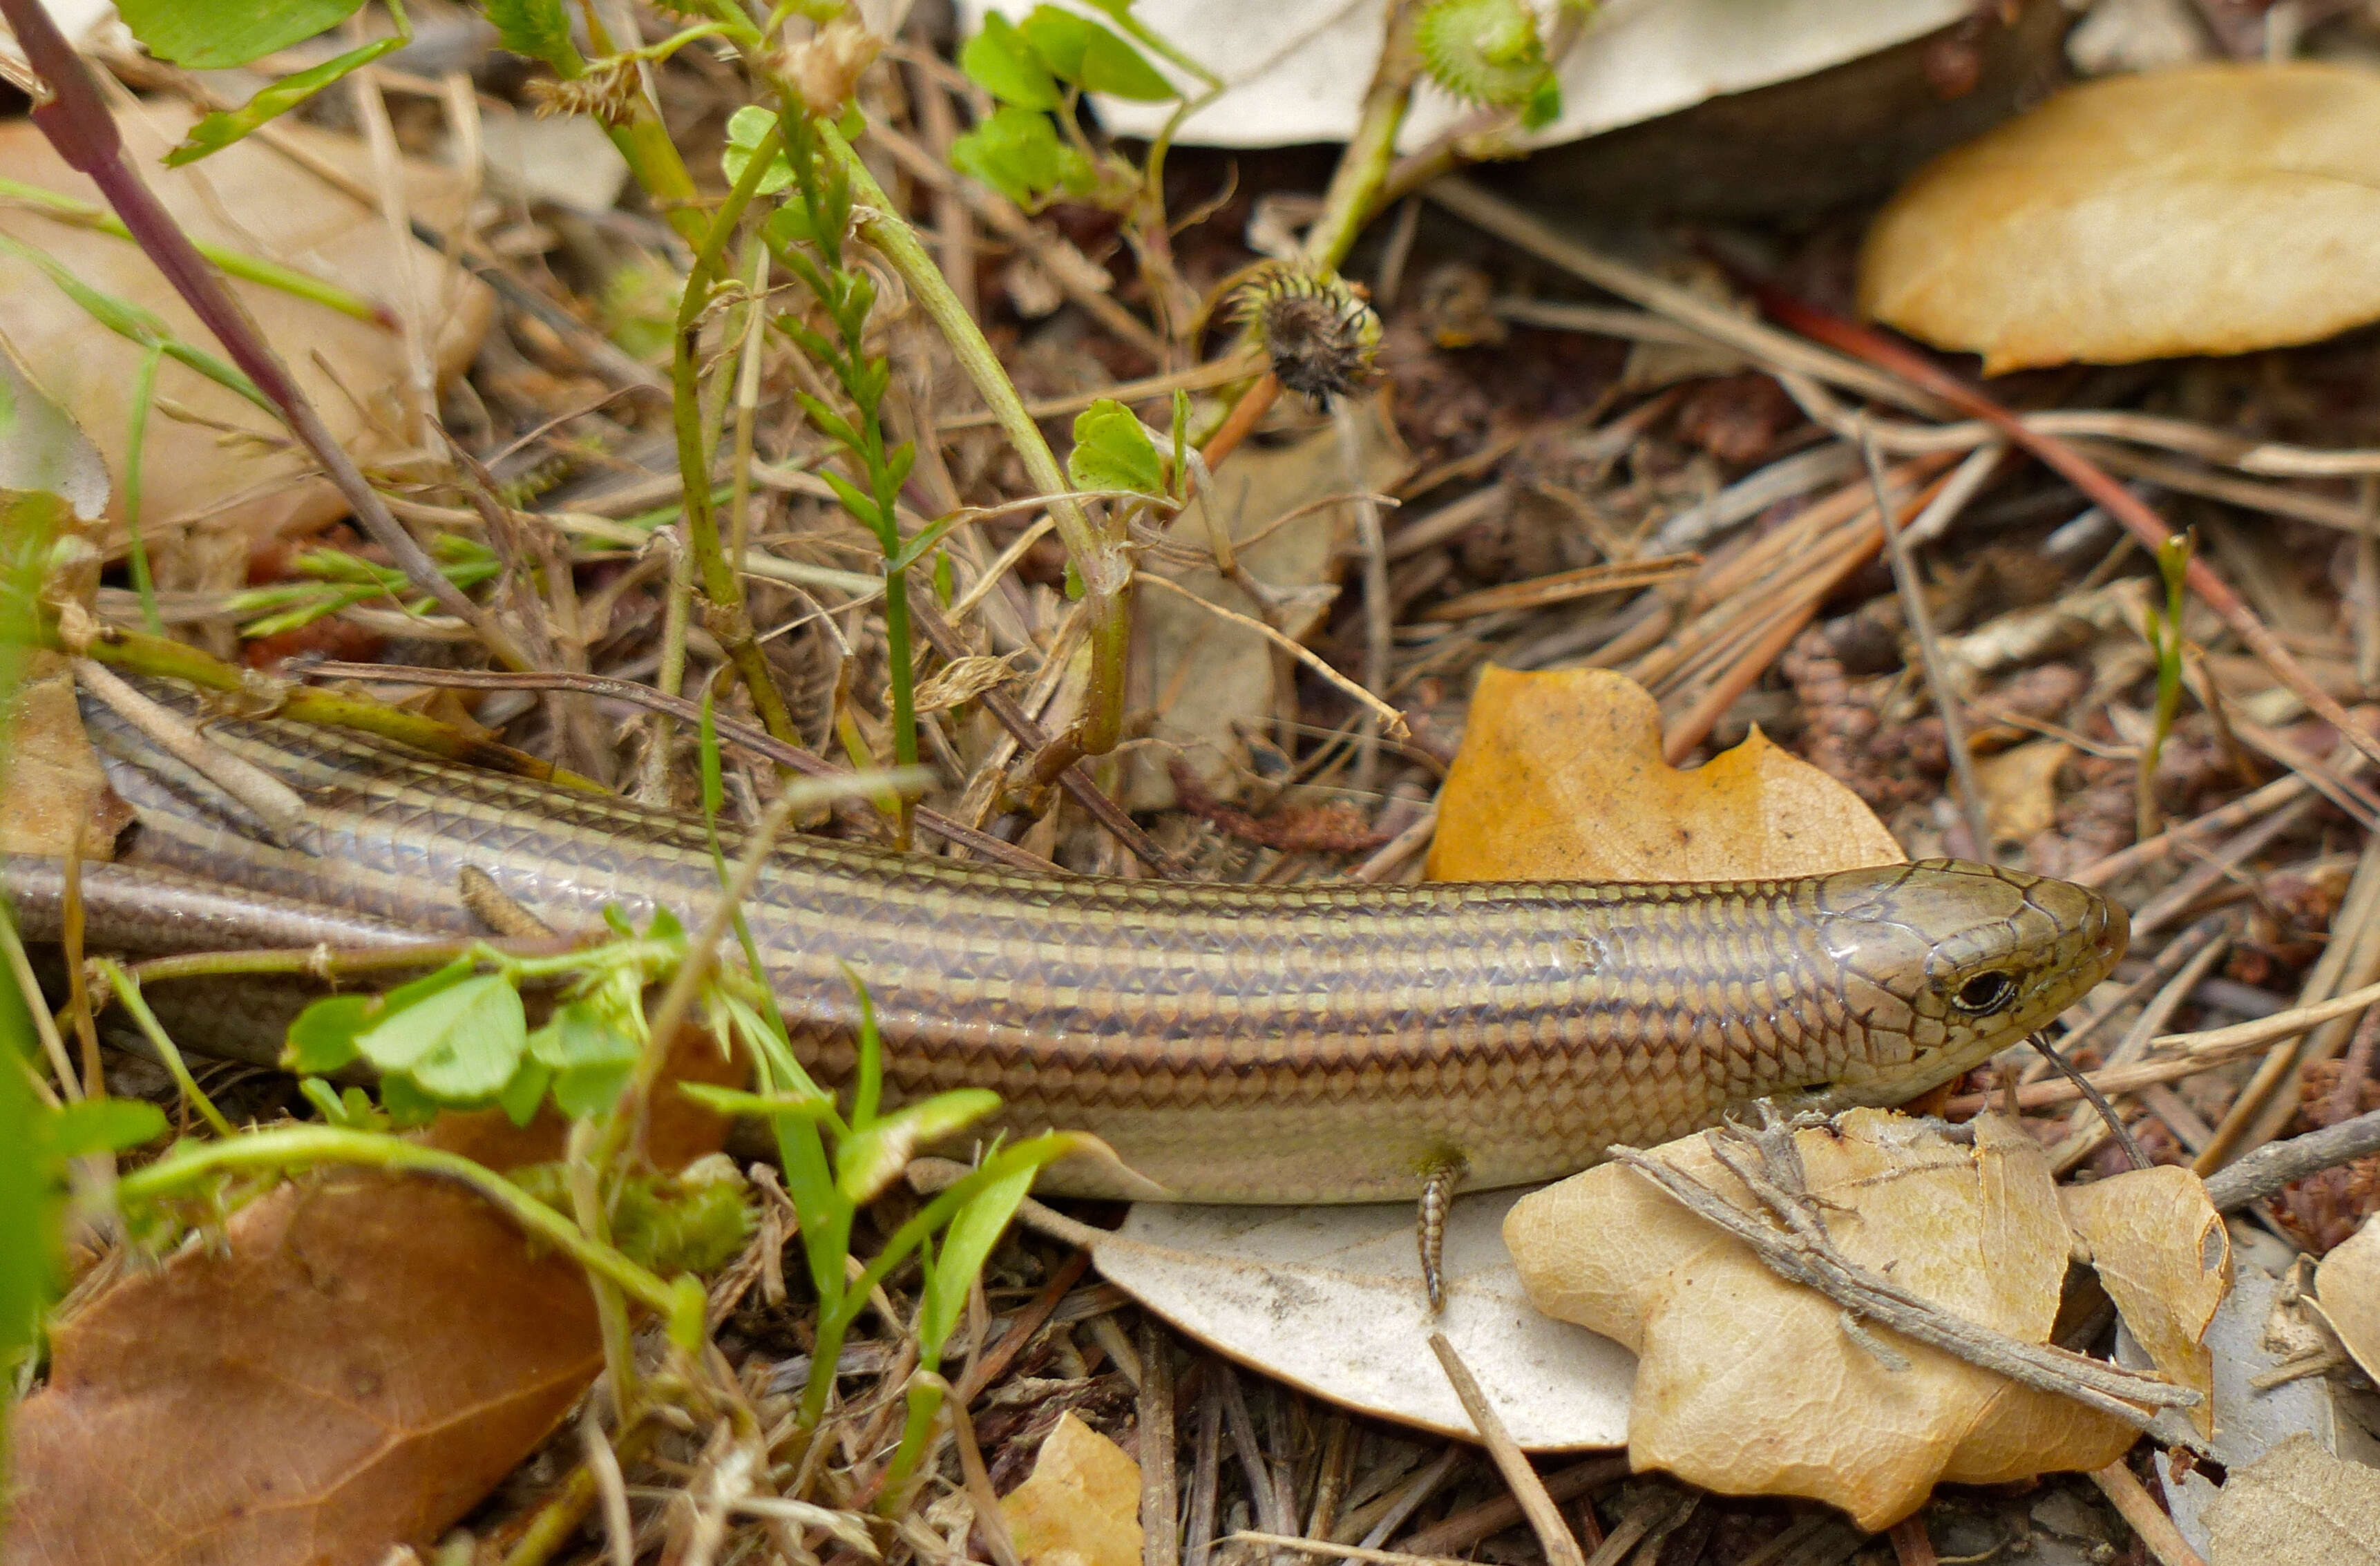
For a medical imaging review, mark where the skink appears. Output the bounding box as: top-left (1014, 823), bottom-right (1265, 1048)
top-left (8, 680), bottom-right (2126, 1205)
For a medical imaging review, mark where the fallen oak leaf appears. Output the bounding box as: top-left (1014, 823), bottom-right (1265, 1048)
top-left (1862, 63), bottom-right (2380, 373)
top-left (1503, 1111), bottom-right (2159, 1530)
top-left (2062, 1167), bottom-right (2229, 1439)
top-left (1426, 665), bottom-right (1905, 882)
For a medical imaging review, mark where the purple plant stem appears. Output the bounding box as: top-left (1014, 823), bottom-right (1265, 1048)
top-left (0, 0), bottom-right (529, 669)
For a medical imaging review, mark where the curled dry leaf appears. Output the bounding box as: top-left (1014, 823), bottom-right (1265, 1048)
top-left (1, 1035), bottom-right (738, 1566)
top-left (999, 1412), bottom-right (1143, 1566)
top-left (0, 111), bottom-right (491, 555)
top-left (2203, 1433), bottom-right (2380, 1566)
top-left (1503, 1112), bottom-right (2142, 1529)
top-left (2314, 1216), bottom-right (2380, 1382)
top-left (2062, 1167), bottom-right (2229, 1438)
top-left (1860, 63), bottom-right (2380, 373)
top-left (1427, 665), bottom-right (1905, 881)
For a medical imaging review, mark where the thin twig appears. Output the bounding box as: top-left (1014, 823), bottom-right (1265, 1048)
top-left (2089, 1461), bottom-right (2210, 1566)
top-left (2202, 1106), bottom-right (2380, 1211)
top-left (1425, 1334), bottom-right (1586, 1566)
top-left (1858, 431), bottom-right (1990, 855)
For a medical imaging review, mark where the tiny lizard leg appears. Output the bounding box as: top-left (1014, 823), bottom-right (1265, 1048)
top-left (1416, 1155), bottom-right (1467, 1312)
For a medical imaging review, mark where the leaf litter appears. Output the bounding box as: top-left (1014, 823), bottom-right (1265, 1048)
top-left (7, 8), bottom-right (2380, 1566)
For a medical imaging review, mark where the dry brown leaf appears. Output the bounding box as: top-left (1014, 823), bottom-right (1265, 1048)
top-left (1000, 1412), bottom-right (1143, 1566)
top-left (1860, 63), bottom-right (2380, 373)
top-left (1975, 738), bottom-right (2070, 848)
top-left (0, 658), bottom-right (131, 860)
top-left (2314, 1216), bottom-right (2380, 1382)
top-left (1427, 666), bottom-right (1905, 882)
top-left (1503, 1111), bottom-right (2139, 1529)
top-left (1127, 399), bottom-right (1406, 809)
top-left (1, 1035), bottom-right (737, 1566)
top-left (2062, 1167), bottom-right (2228, 1438)
top-left (2204, 1433), bottom-right (2380, 1566)
top-left (0, 111), bottom-right (490, 557)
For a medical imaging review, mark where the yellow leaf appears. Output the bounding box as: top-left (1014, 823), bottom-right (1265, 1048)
top-left (1425, 665), bottom-right (1903, 883)
top-left (1860, 63), bottom-right (2380, 373)
top-left (1000, 1412), bottom-right (1143, 1566)
top-left (2063, 1167), bottom-right (2229, 1439)
top-left (2314, 1217), bottom-right (2380, 1384)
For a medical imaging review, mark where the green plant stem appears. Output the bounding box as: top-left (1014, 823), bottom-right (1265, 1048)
top-left (0, 176), bottom-right (396, 326)
top-left (570, 1), bottom-right (707, 251)
top-left (877, 1372), bottom-right (946, 1516)
top-left (815, 120), bottom-right (1130, 757)
top-left (91, 962), bottom-right (232, 1138)
top-left (122, 344), bottom-right (164, 634)
top-left (567, 1116), bottom-right (642, 1421)
top-left (671, 122), bottom-right (803, 746)
top-left (115, 1127), bottom-right (696, 1323)
top-left (1301, 0), bottom-right (1425, 273)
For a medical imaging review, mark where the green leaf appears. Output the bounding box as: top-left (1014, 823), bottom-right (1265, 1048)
top-left (283, 993), bottom-right (374, 1074)
top-left (496, 1056), bottom-right (552, 1127)
top-left (378, 1073), bottom-right (441, 1127)
top-left (165, 30), bottom-right (412, 165)
top-left (1016, 7), bottom-right (1092, 80)
top-left (298, 1078), bottom-right (388, 1130)
top-left (960, 13), bottom-right (1060, 110)
top-left (763, 202), bottom-right (819, 251)
top-left (353, 973), bottom-right (526, 1102)
top-left (1068, 399), bottom-right (1163, 496)
top-left (1022, 6), bottom-right (1174, 100)
top-left (833, 1089), bottom-right (1001, 1206)
top-left (485, 0), bottom-right (578, 68)
top-left (917, 1161), bottom-right (1037, 1364)
top-left (949, 106), bottom-right (1092, 210)
top-left (37, 1098), bottom-right (168, 1161)
top-left (1520, 74), bottom-right (1562, 131)
top-left (116, 0), bottom-right (363, 68)
top-left (722, 106), bottom-right (794, 195)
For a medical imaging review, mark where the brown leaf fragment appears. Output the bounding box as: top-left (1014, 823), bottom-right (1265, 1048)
top-left (2204, 1433), bottom-right (2380, 1566)
top-left (2063, 1167), bottom-right (2229, 1438)
top-left (2313, 1216), bottom-right (2380, 1382)
top-left (0, 657), bottom-right (130, 859)
top-left (999, 1411), bottom-right (1143, 1566)
top-left (1, 1033), bottom-right (737, 1566)
top-left (1427, 666), bottom-right (1904, 883)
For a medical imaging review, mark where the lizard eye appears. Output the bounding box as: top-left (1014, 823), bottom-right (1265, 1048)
top-left (1952, 970), bottom-right (2017, 1015)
